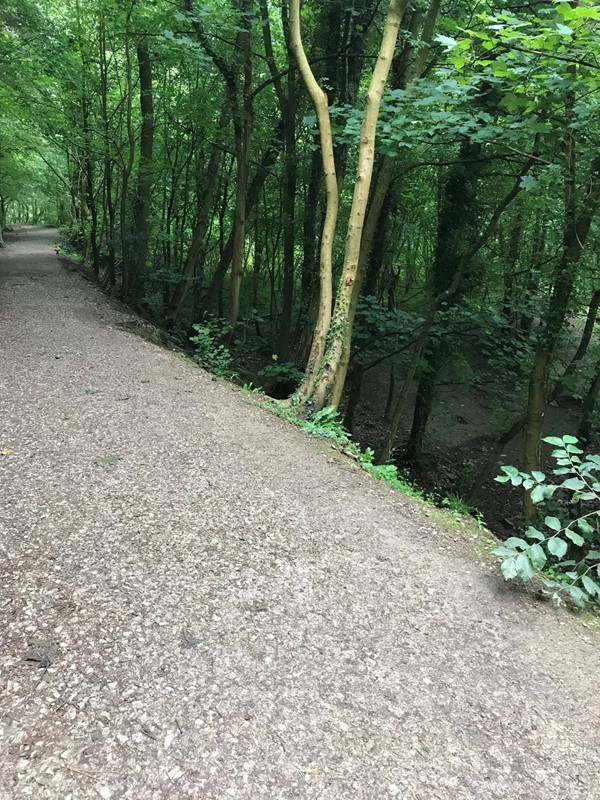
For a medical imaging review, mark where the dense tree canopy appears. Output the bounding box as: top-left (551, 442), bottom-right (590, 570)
top-left (2, 0), bottom-right (599, 530)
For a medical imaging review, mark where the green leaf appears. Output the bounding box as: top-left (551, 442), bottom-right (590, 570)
top-left (564, 529), bottom-right (584, 546)
top-left (543, 436), bottom-right (564, 446)
top-left (586, 550), bottom-right (600, 560)
top-left (556, 23), bottom-right (574, 36)
top-left (94, 455), bottom-right (120, 468)
top-left (501, 558), bottom-right (518, 580)
top-left (578, 492), bottom-right (598, 501)
top-left (528, 543), bottom-right (547, 569)
top-left (515, 552), bottom-right (534, 580)
top-left (566, 585), bottom-right (588, 608)
top-left (519, 175), bottom-right (537, 191)
top-left (435, 35), bottom-right (458, 50)
top-left (531, 471), bottom-right (546, 483)
top-left (530, 484), bottom-right (546, 504)
top-left (494, 546), bottom-right (519, 556)
top-left (544, 516), bottom-right (562, 532)
top-left (505, 537), bottom-right (529, 550)
top-left (561, 477), bottom-right (585, 491)
top-left (524, 526), bottom-right (545, 541)
top-left (501, 92), bottom-right (522, 112)
top-left (547, 537), bottom-right (568, 559)
top-left (562, 435), bottom-right (578, 444)
top-left (581, 575), bottom-right (600, 598)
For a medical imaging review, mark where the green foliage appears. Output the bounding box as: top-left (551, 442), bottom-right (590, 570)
top-left (361, 461), bottom-right (425, 500)
top-left (494, 436), bottom-right (600, 608)
top-left (257, 360), bottom-right (304, 390)
top-left (267, 403), bottom-right (353, 446)
top-left (190, 320), bottom-right (235, 379)
top-left (308, 406), bottom-right (351, 443)
top-left (441, 493), bottom-right (477, 517)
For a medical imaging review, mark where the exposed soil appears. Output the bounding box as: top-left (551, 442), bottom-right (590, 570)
top-left (1, 226), bottom-right (600, 799)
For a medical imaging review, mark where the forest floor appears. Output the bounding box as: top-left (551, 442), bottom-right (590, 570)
top-left (347, 362), bottom-right (582, 533)
top-left (1, 226), bottom-right (600, 800)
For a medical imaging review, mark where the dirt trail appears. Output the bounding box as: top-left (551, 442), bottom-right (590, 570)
top-left (1, 227), bottom-right (599, 800)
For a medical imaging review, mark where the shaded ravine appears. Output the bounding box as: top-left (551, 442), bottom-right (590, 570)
top-left (1, 227), bottom-right (599, 800)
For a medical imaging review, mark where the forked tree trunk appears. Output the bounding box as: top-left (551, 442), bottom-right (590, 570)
top-left (468, 287), bottom-right (600, 503)
top-left (378, 160), bottom-right (534, 464)
top-left (293, 0), bottom-right (407, 409)
top-left (315, 0), bottom-right (440, 409)
top-left (289, 0), bottom-right (340, 401)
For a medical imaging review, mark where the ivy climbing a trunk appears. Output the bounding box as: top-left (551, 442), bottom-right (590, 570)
top-left (291, 0), bottom-right (407, 410)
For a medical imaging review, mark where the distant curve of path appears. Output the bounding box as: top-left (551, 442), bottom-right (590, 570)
top-left (1, 226), bottom-right (599, 800)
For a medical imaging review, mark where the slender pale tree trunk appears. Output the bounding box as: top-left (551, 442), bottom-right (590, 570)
top-left (304, 0), bottom-right (407, 410)
top-left (289, 0), bottom-right (339, 401)
top-left (331, 0), bottom-right (441, 404)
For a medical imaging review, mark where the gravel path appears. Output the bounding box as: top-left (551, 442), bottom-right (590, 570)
top-left (1, 227), bottom-right (599, 800)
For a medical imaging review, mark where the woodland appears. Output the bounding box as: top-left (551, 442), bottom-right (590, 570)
top-left (1, 0), bottom-right (600, 600)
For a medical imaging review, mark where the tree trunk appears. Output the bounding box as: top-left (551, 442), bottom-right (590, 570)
top-left (301, 0), bottom-right (407, 410)
top-left (127, 36), bottom-right (154, 304)
top-left (578, 364), bottom-right (600, 448)
top-left (227, 5), bottom-right (253, 331)
top-left (379, 159), bottom-right (534, 464)
top-left (309, 0), bottom-right (441, 409)
top-left (469, 287), bottom-right (600, 502)
top-left (289, 0), bottom-right (340, 401)
top-left (403, 138), bottom-right (483, 464)
top-left (166, 104), bottom-right (228, 323)
top-left (201, 127), bottom-right (282, 316)
top-left (120, 11), bottom-right (136, 301)
top-left (522, 103), bottom-right (600, 517)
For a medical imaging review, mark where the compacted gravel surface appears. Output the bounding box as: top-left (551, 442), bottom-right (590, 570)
top-left (1, 227), bottom-right (599, 800)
